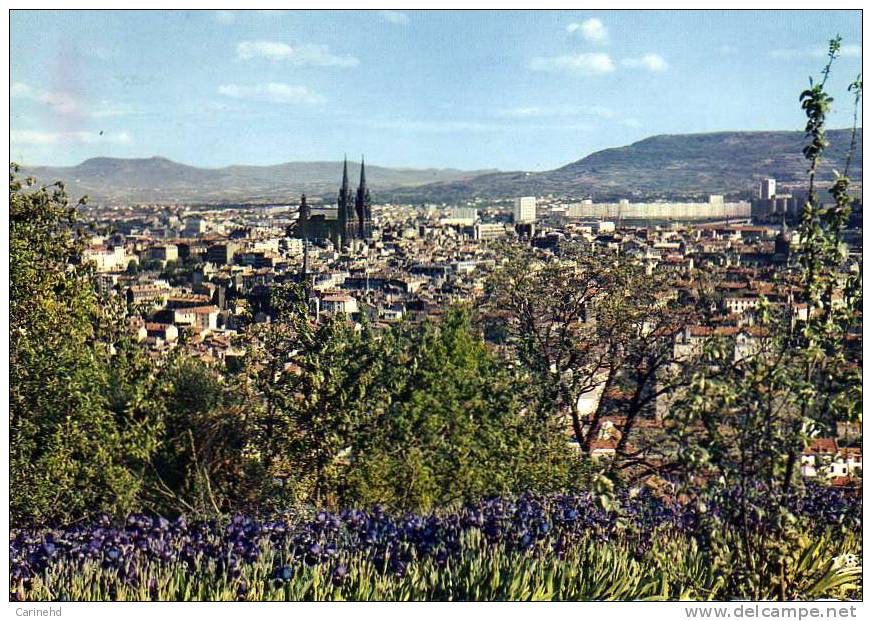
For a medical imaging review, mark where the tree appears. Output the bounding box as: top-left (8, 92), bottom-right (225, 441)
top-left (10, 167), bottom-right (162, 526)
top-left (240, 282), bottom-right (579, 512)
top-left (344, 308), bottom-right (578, 512)
top-left (669, 38), bottom-right (862, 599)
top-left (484, 243), bottom-right (698, 476)
top-left (147, 354), bottom-right (266, 517)
top-left (240, 280), bottom-right (376, 508)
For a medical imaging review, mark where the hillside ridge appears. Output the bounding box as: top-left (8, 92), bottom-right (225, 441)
top-left (21, 128), bottom-right (862, 204)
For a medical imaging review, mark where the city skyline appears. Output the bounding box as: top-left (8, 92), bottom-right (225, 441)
top-left (10, 9), bottom-right (863, 171)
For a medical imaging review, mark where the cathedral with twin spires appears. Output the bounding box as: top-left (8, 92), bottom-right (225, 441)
top-left (291, 157), bottom-right (372, 249)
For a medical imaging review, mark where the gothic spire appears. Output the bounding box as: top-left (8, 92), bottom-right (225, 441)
top-left (341, 155), bottom-right (349, 192)
top-left (355, 154), bottom-right (372, 240)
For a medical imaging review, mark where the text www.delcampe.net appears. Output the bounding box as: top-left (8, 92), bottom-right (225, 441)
top-left (685, 606), bottom-right (859, 619)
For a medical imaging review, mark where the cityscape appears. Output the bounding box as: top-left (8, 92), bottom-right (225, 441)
top-left (6, 8), bottom-right (864, 609)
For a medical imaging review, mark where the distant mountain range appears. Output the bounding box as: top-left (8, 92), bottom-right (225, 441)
top-left (384, 128), bottom-right (862, 202)
top-left (21, 158), bottom-right (498, 205)
top-left (21, 128), bottom-right (861, 205)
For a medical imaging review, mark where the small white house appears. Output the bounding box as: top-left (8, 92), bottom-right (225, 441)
top-left (321, 294), bottom-right (359, 315)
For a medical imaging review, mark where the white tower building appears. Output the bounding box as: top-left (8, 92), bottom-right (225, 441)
top-left (760, 178), bottom-right (777, 200)
top-left (513, 196), bottom-right (537, 223)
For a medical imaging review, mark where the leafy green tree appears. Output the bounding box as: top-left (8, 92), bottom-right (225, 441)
top-left (240, 282), bottom-right (578, 512)
top-left (10, 167), bottom-right (162, 526)
top-left (240, 280), bottom-right (377, 508)
top-left (345, 309), bottom-right (579, 512)
top-left (148, 354), bottom-right (266, 517)
top-left (139, 258), bottom-right (164, 272)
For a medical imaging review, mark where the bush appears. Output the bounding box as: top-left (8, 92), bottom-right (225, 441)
top-left (10, 168), bottom-right (162, 526)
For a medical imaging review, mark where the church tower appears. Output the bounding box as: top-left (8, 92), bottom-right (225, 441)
top-left (774, 205), bottom-right (792, 266)
top-left (337, 157), bottom-right (356, 248)
top-left (299, 194), bottom-right (310, 277)
top-left (299, 193), bottom-right (310, 223)
top-left (294, 193), bottom-right (310, 237)
top-left (356, 157), bottom-right (372, 239)
top-left (289, 193), bottom-right (310, 239)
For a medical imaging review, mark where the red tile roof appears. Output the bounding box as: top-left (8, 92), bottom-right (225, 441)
top-left (804, 438), bottom-right (839, 455)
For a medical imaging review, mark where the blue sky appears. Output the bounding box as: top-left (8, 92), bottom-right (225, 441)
top-left (10, 9), bottom-right (862, 171)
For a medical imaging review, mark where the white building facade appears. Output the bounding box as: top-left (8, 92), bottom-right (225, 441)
top-left (513, 196), bottom-right (537, 223)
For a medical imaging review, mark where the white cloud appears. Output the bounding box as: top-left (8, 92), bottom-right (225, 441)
top-left (500, 106), bottom-right (549, 118)
top-left (356, 117), bottom-right (599, 134)
top-left (91, 100), bottom-right (138, 118)
top-left (770, 44), bottom-right (861, 60)
top-left (621, 54), bottom-right (668, 72)
top-left (496, 104), bottom-right (641, 130)
top-left (86, 46), bottom-right (115, 60)
top-left (357, 119), bottom-right (500, 133)
top-left (529, 53), bottom-right (615, 76)
top-left (588, 105), bottom-right (618, 119)
top-left (381, 10), bottom-right (409, 25)
top-left (499, 105), bottom-right (574, 118)
top-left (567, 18), bottom-right (609, 45)
top-left (512, 120), bottom-right (596, 132)
top-left (719, 45), bottom-right (737, 56)
top-left (529, 122), bottom-right (594, 132)
top-left (498, 104), bottom-right (617, 119)
top-left (214, 10), bottom-right (235, 24)
top-left (11, 129), bottom-right (131, 145)
top-left (10, 82), bottom-right (34, 98)
top-left (236, 41), bottom-right (359, 66)
top-left (12, 81), bottom-right (83, 117)
top-left (218, 83), bottom-right (327, 105)
top-left (769, 48), bottom-right (811, 60)
top-left (236, 40), bottom-right (293, 60)
top-left (13, 81), bottom-right (137, 119)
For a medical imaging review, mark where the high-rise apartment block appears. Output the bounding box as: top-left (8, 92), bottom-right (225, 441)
top-left (760, 178), bottom-right (777, 200)
top-left (513, 196), bottom-right (537, 223)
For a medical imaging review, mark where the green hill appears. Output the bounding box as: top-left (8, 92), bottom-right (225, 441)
top-left (385, 128), bottom-right (862, 202)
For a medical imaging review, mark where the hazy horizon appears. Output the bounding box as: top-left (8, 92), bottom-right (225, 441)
top-left (19, 125), bottom-right (863, 175)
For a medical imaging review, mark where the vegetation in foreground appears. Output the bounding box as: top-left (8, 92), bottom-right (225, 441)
top-left (11, 489), bottom-right (861, 602)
